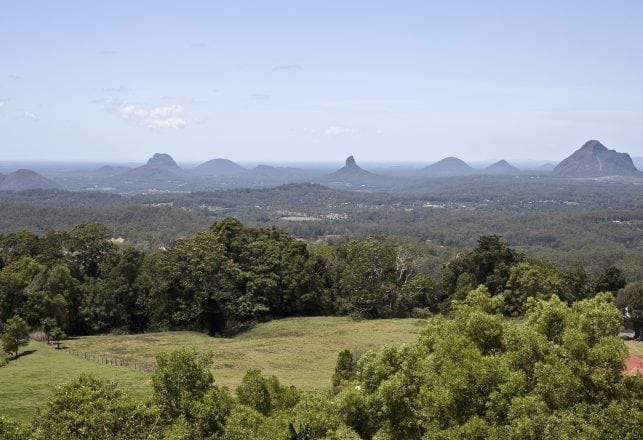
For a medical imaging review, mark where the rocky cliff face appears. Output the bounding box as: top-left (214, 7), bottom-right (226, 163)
top-left (146, 153), bottom-right (179, 168)
top-left (553, 140), bottom-right (641, 177)
top-left (345, 155), bottom-right (357, 168)
top-left (322, 156), bottom-right (395, 188)
top-left (118, 153), bottom-right (186, 180)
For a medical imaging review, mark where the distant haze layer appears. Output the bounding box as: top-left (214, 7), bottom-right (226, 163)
top-left (1, 2), bottom-right (643, 161)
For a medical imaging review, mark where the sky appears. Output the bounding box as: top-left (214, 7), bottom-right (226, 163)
top-left (1, 0), bottom-right (643, 163)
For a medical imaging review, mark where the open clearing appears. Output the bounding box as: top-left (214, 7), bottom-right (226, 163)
top-left (0, 340), bottom-right (149, 422)
top-left (3, 317), bottom-right (641, 423)
top-left (0, 317), bottom-right (425, 421)
top-left (62, 317), bottom-right (427, 389)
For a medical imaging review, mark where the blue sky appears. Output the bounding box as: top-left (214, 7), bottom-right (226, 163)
top-left (1, 1), bottom-right (642, 162)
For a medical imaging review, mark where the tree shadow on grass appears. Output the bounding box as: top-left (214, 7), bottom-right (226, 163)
top-left (15, 349), bottom-right (37, 359)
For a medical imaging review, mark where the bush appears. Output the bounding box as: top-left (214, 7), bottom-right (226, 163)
top-left (1, 316), bottom-right (29, 358)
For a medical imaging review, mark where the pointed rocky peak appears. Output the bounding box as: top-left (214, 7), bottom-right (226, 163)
top-left (579, 140), bottom-right (608, 154)
top-left (147, 153), bottom-right (178, 168)
top-left (554, 140), bottom-right (641, 177)
top-left (345, 155), bottom-right (357, 168)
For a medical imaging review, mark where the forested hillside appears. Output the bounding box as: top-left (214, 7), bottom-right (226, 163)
top-left (1, 180), bottom-right (641, 279)
top-left (0, 220), bottom-right (639, 339)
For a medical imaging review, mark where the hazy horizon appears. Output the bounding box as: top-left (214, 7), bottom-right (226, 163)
top-left (2, 1), bottom-right (643, 162)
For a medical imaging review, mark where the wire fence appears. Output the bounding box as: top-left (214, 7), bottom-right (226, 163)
top-left (65, 348), bottom-right (156, 373)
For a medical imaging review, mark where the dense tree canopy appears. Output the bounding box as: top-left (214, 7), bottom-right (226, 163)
top-left (617, 281), bottom-right (643, 339)
top-left (0, 220), bottom-right (637, 338)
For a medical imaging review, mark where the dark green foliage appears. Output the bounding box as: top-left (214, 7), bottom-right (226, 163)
top-left (0, 219), bottom-right (636, 339)
top-left (288, 423), bottom-right (312, 440)
top-left (441, 235), bottom-right (524, 303)
top-left (616, 281), bottom-right (643, 339)
top-left (595, 266), bottom-right (627, 293)
top-left (560, 259), bottom-right (594, 303)
top-left (138, 218), bottom-right (329, 334)
top-left (0, 316), bottom-right (29, 358)
top-left (79, 247), bottom-right (145, 333)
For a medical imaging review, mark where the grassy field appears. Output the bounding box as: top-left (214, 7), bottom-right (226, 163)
top-left (63, 317), bottom-right (427, 390)
top-left (3, 317), bottom-right (641, 424)
top-left (0, 340), bottom-right (149, 422)
top-left (626, 340), bottom-right (643, 357)
top-left (0, 317), bottom-right (425, 422)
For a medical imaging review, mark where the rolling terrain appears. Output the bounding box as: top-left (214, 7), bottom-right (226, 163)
top-left (3, 316), bottom-right (641, 423)
top-left (0, 317), bottom-right (425, 421)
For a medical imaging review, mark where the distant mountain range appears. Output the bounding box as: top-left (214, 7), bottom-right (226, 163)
top-left (553, 140), bottom-right (641, 177)
top-left (1, 140), bottom-right (640, 192)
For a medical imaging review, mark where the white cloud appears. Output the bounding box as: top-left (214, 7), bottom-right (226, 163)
top-left (323, 126), bottom-right (351, 136)
top-left (117, 103), bottom-right (186, 129)
top-left (0, 100), bottom-right (6, 109)
top-left (23, 111), bottom-right (38, 121)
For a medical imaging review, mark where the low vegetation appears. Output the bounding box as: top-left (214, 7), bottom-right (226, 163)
top-left (0, 340), bottom-right (148, 422)
top-left (1, 291), bottom-right (641, 439)
top-left (0, 317), bottom-right (423, 421)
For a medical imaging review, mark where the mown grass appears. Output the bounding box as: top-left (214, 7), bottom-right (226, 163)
top-left (0, 340), bottom-right (149, 422)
